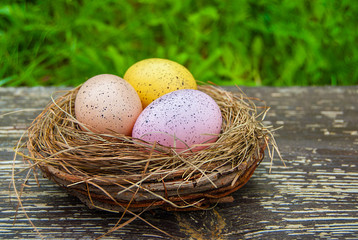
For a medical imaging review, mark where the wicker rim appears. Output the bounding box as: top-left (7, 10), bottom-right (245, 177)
top-left (37, 141), bottom-right (265, 212)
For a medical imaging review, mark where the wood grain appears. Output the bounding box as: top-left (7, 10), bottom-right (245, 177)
top-left (1, 86), bottom-right (357, 239)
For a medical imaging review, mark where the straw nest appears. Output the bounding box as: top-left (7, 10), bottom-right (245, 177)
top-left (25, 85), bottom-right (274, 213)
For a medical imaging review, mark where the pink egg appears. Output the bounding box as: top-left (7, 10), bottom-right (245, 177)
top-left (132, 89), bottom-right (222, 152)
top-left (75, 74), bottom-right (142, 135)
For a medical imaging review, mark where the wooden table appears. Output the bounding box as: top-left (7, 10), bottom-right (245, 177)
top-left (1, 86), bottom-right (357, 239)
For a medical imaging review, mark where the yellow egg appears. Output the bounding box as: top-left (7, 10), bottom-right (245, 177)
top-left (123, 58), bottom-right (197, 107)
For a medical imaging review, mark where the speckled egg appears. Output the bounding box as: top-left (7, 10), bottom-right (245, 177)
top-left (132, 89), bottom-right (222, 152)
top-left (75, 74), bottom-right (142, 135)
top-left (123, 58), bottom-right (197, 108)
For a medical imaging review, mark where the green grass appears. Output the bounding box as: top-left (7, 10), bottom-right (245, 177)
top-left (1, 0), bottom-right (357, 87)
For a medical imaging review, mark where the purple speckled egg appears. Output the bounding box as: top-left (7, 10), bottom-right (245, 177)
top-left (75, 74), bottom-right (142, 135)
top-left (132, 89), bottom-right (222, 152)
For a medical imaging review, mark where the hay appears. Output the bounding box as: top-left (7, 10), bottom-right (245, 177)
top-left (24, 85), bottom-right (274, 212)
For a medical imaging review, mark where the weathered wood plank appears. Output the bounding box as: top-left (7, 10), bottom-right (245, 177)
top-left (1, 86), bottom-right (358, 239)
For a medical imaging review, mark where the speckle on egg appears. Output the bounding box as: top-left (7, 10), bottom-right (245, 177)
top-left (75, 74), bottom-right (142, 135)
top-left (132, 89), bottom-right (222, 152)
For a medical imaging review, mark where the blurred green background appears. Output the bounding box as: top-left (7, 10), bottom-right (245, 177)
top-left (1, 0), bottom-right (357, 87)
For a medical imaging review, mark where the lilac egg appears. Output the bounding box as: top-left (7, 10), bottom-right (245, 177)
top-left (132, 89), bottom-right (222, 152)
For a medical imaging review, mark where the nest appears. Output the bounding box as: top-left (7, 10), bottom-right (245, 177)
top-left (25, 85), bottom-right (273, 213)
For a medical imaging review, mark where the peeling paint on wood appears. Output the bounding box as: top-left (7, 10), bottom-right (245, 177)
top-left (1, 86), bottom-right (358, 239)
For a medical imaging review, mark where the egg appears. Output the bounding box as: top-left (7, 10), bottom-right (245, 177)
top-left (75, 74), bottom-right (142, 135)
top-left (132, 89), bottom-right (222, 152)
top-left (123, 58), bottom-right (197, 108)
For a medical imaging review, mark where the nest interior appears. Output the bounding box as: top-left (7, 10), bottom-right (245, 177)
top-left (25, 85), bottom-right (269, 212)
